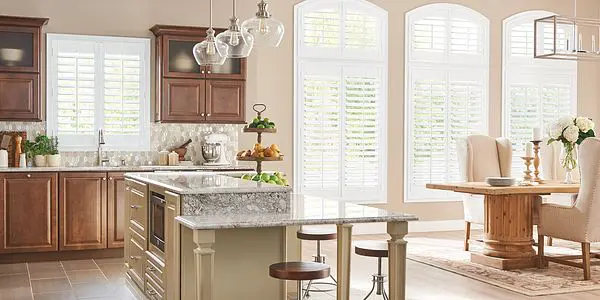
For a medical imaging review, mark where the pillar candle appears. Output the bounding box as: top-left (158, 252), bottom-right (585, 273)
top-left (525, 142), bottom-right (533, 157)
top-left (533, 128), bottom-right (542, 141)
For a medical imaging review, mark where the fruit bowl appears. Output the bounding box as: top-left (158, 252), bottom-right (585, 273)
top-left (246, 104), bottom-right (276, 130)
top-left (240, 171), bottom-right (289, 186)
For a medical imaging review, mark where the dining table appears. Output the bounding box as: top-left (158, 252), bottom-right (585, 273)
top-left (426, 181), bottom-right (580, 270)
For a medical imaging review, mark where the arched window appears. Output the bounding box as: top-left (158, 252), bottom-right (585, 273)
top-left (294, 0), bottom-right (388, 202)
top-left (405, 4), bottom-right (489, 201)
top-left (503, 11), bottom-right (577, 174)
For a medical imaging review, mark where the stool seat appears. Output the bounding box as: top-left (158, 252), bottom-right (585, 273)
top-left (355, 241), bottom-right (389, 258)
top-left (269, 262), bottom-right (331, 281)
top-left (297, 229), bottom-right (337, 241)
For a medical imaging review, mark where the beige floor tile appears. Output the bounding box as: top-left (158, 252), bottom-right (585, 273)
top-left (97, 264), bottom-right (125, 282)
top-left (65, 270), bottom-right (106, 285)
top-left (30, 278), bottom-right (71, 294)
top-left (28, 268), bottom-right (66, 281)
top-left (92, 258), bottom-right (123, 266)
top-left (0, 274), bottom-right (33, 300)
top-left (32, 290), bottom-right (76, 300)
top-left (71, 282), bottom-right (120, 299)
top-left (0, 263), bottom-right (28, 276)
top-left (27, 262), bottom-right (63, 272)
top-left (60, 260), bottom-right (98, 272)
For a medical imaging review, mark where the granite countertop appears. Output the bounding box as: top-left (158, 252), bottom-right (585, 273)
top-left (124, 172), bottom-right (292, 195)
top-left (0, 165), bottom-right (254, 173)
top-left (175, 195), bottom-right (418, 230)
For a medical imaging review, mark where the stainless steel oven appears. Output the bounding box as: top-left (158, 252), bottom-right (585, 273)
top-left (149, 192), bottom-right (166, 253)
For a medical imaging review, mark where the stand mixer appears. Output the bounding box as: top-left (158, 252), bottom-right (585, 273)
top-left (201, 133), bottom-right (231, 166)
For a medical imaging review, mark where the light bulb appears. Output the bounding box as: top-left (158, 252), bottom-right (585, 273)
top-left (258, 18), bottom-right (269, 35)
top-left (206, 43), bottom-right (216, 55)
top-left (229, 31), bottom-right (240, 46)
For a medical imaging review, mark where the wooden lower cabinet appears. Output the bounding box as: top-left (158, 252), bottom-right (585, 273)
top-left (59, 172), bottom-right (107, 251)
top-left (107, 172), bottom-right (126, 248)
top-left (0, 172), bottom-right (57, 253)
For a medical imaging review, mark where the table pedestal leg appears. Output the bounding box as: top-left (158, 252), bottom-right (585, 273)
top-left (336, 224), bottom-right (352, 300)
top-left (471, 194), bottom-right (538, 270)
top-left (193, 230), bottom-right (216, 300)
top-left (387, 221), bottom-right (408, 300)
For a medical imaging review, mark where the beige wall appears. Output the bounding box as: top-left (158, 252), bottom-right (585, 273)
top-left (2, 0), bottom-right (599, 221)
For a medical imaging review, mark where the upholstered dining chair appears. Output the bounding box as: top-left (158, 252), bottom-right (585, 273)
top-left (538, 137), bottom-right (600, 280)
top-left (457, 135), bottom-right (513, 251)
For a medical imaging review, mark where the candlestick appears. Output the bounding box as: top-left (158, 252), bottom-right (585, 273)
top-left (532, 127), bottom-right (542, 141)
top-left (525, 142), bottom-right (533, 157)
top-left (521, 156), bottom-right (534, 184)
top-left (531, 140), bottom-right (543, 183)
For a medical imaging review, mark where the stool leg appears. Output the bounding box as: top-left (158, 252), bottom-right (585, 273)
top-left (376, 257), bottom-right (383, 295)
top-left (298, 280), bottom-right (303, 300)
top-left (363, 278), bottom-right (376, 300)
top-left (303, 280), bottom-right (312, 298)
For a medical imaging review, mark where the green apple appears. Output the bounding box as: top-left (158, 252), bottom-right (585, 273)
top-left (268, 180), bottom-right (277, 185)
top-left (260, 173), bottom-right (271, 182)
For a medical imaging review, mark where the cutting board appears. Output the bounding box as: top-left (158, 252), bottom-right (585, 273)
top-left (0, 131), bottom-right (27, 167)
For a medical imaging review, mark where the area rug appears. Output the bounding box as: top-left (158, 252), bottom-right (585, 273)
top-left (406, 236), bottom-right (600, 297)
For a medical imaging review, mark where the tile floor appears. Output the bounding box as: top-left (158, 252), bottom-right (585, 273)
top-left (0, 258), bottom-right (136, 300)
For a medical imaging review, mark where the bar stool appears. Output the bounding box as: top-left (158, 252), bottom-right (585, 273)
top-left (269, 262), bottom-right (331, 300)
top-left (355, 241), bottom-right (389, 300)
top-left (297, 228), bottom-right (337, 296)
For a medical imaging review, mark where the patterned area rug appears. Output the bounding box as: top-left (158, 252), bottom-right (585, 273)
top-left (406, 237), bottom-right (600, 297)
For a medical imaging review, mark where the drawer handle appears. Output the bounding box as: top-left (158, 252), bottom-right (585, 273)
top-left (130, 205), bottom-right (142, 209)
top-left (129, 255), bottom-right (141, 260)
top-left (147, 266), bottom-right (156, 272)
top-left (148, 289), bottom-right (157, 296)
top-left (125, 187), bottom-right (130, 191)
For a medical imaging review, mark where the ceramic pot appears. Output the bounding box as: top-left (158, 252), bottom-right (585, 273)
top-left (34, 155), bottom-right (47, 167)
top-left (47, 154), bottom-right (61, 167)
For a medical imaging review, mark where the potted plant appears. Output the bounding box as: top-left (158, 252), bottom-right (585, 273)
top-left (47, 136), bottom-right (60, 167)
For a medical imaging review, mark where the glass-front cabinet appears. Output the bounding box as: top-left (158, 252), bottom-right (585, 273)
top-left (151, 25), bottom-right (246, 123)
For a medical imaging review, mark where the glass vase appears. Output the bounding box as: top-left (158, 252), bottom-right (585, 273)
top-left (560, 142), bottom-right (578, 184)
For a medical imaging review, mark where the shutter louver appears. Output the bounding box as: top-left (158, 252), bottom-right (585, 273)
top-left (450, 19), bottom-right (481, 54)
top-left (344, 9), bottom-right (378, 50)
top-left (412, 17), bottom-right (447, 52)
top-left (303, 7), bottom-right (340, 49)
top-left (56, 52), bottom-right (96, 135)
top-left (104, 54), bottom-right (142, 135)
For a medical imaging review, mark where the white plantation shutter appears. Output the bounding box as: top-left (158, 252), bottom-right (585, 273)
top-left (503, 12), bottom-right (577, 175)
top-left (295, 0), bottom-right (387, 202)
top-left (406, 4), bottom-right (489, 201)
top-left (47, 34), bottom-right (150, 151)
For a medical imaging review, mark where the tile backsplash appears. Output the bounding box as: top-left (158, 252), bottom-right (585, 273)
top-left (0, 122), bottom-right (241, 167)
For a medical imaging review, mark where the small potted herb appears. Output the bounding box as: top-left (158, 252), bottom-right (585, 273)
top-left (47, 136), bottom-right (60, 167)
top-left (24, 135), bottom-right (60, 167)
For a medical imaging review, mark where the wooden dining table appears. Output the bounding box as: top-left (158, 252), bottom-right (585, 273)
top-left (426, 181), bottom-right (580, 270)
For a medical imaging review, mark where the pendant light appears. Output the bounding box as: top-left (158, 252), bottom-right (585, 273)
top-left (216, 0), bottom-right (254, 58)
top-left (242, 0), bottom-right (285, 48)
top-left (193, 0), bottom-right (229, 66)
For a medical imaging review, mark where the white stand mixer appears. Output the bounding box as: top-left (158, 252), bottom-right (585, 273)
top-left (202, 133), bottom-right (231, 166)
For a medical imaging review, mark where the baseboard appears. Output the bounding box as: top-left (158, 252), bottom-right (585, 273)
top-left (303, 220), bottom-right (478, 236)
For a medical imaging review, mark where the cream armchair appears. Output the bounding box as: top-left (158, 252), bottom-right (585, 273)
top-left (457, 135), bottom-right (512, 251)
top-left (538, 137), bottom-right (600, 280)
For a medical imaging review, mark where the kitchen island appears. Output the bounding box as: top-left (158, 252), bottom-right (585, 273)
top-left (124, 172), bottom-right (417, 300)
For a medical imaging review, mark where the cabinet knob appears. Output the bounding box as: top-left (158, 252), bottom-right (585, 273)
top-left (125, 187), bottom-right (130, 191)
top-left (129, 255), bottom-right (141, 260)
top-left (148, 289), bottom-right (157, 296)
top-left (109, 177), bottom-right (113, 181)
top-left (130, 204), bottom-right (141, 209)
top-left (26, 174), bottom-right (31, 178)
top-left (201, 70), bottom-right (205, 74)
top-left (207, 113), bottom-right (211, 117)
top-left (207, 70), bottom-right (212, 74)
top-left (102, 177), bottom-right (107, 181)
top-left (201, 112), bottom-right (205, 117)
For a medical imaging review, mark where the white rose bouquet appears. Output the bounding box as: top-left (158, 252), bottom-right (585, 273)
top-left (547, 116), bottom-right (595, 182)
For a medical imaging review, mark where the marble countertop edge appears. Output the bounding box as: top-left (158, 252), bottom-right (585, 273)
top-left (0, 165), bottom-right (254, 173)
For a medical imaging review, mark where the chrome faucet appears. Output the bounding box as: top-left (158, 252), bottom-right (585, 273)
top-left (98, 129), bottom-right (109, 166)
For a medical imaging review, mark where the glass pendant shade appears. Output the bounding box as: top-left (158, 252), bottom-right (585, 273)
top-left (193, 28), bottom-right (229, 66)
top-left (242, 0), bottom-right (285, 47)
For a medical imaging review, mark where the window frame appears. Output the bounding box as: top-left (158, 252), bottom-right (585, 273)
top-left (404, 3), bottom-right (490, 203)
top-left (501, 11), bottom-right (578, 174)
top-left (293, 0), bottom-right (389, 204)
top-left (46, 33), bottom-right (151, 152)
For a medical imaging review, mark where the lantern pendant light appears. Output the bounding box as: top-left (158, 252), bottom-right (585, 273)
top-left (242, 0), bottom-right (285, 48)
top-left (216, 0), bottom-right (254, 58)
top-left (193, 0), bottom-right (229, 66)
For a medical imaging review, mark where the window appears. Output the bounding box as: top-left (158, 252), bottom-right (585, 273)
top-left (294, 0), bottom-right (388, 202)
top-left (405, 4), bottom-right (489, 202)
top-left (47, 34), bottom-right (151, 151)
top-left (503, 11), bottom-right (577, 175)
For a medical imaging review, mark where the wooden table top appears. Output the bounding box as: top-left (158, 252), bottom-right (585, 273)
top-left (426, 181), bottom-right (580, 195)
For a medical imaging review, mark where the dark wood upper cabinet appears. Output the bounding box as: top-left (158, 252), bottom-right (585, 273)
top-left (0, 15), bottom-right (48, 121)
top-left (206, 80), bottom-right (245, 123)
top-left (0, 172), bottom-right (58, 253)
top-left (151, 25), bottom-right (246, 124)
top-left (59, 172), bottom-right (107, 251)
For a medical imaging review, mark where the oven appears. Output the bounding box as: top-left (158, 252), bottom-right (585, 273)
top-left (149, 192), bottom-right (166, 253)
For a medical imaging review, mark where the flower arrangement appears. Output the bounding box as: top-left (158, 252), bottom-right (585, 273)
top-left (548, 116), bottom-right (595, 183)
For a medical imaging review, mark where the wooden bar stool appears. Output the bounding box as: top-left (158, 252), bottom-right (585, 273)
top-left (355, 241), bottom-right (389, 300)
top-left (297, 228), bottom-right (337, 296)
top-left (269, 262), bottom-right (331, 300)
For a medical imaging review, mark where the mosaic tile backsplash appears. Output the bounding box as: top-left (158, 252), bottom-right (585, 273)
top-left (0, 122), bottom-right (241, 167)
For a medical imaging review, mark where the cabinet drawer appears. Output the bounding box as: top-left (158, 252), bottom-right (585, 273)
top-left (126, 234), bottom-right (145, 289)
top-left (127, 179), bottom-right (147, 237)
top-left (145, 273), bottom-right (164, 300)
top-left (145, 251), bottom-right (165, 288)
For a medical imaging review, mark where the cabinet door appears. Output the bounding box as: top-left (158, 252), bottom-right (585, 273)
top-left (206, 80), bottom-right (245, 123)
top-left (161, 78), bottom-right (206, 122)
top-left (0, 26), bottom-right (40, 73)
top-left (162, 36), bottom-right (206, 79)
top-left (59, 172), bottom-right (107, 251)
top-left (0, 73), bottom-right (40, 121)
top-left (0, 172), bottom-right (57, 253)
top-left (107, 172), bottom-right (126, 248)
top-left (206, 58), bottom-right (246, 80)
